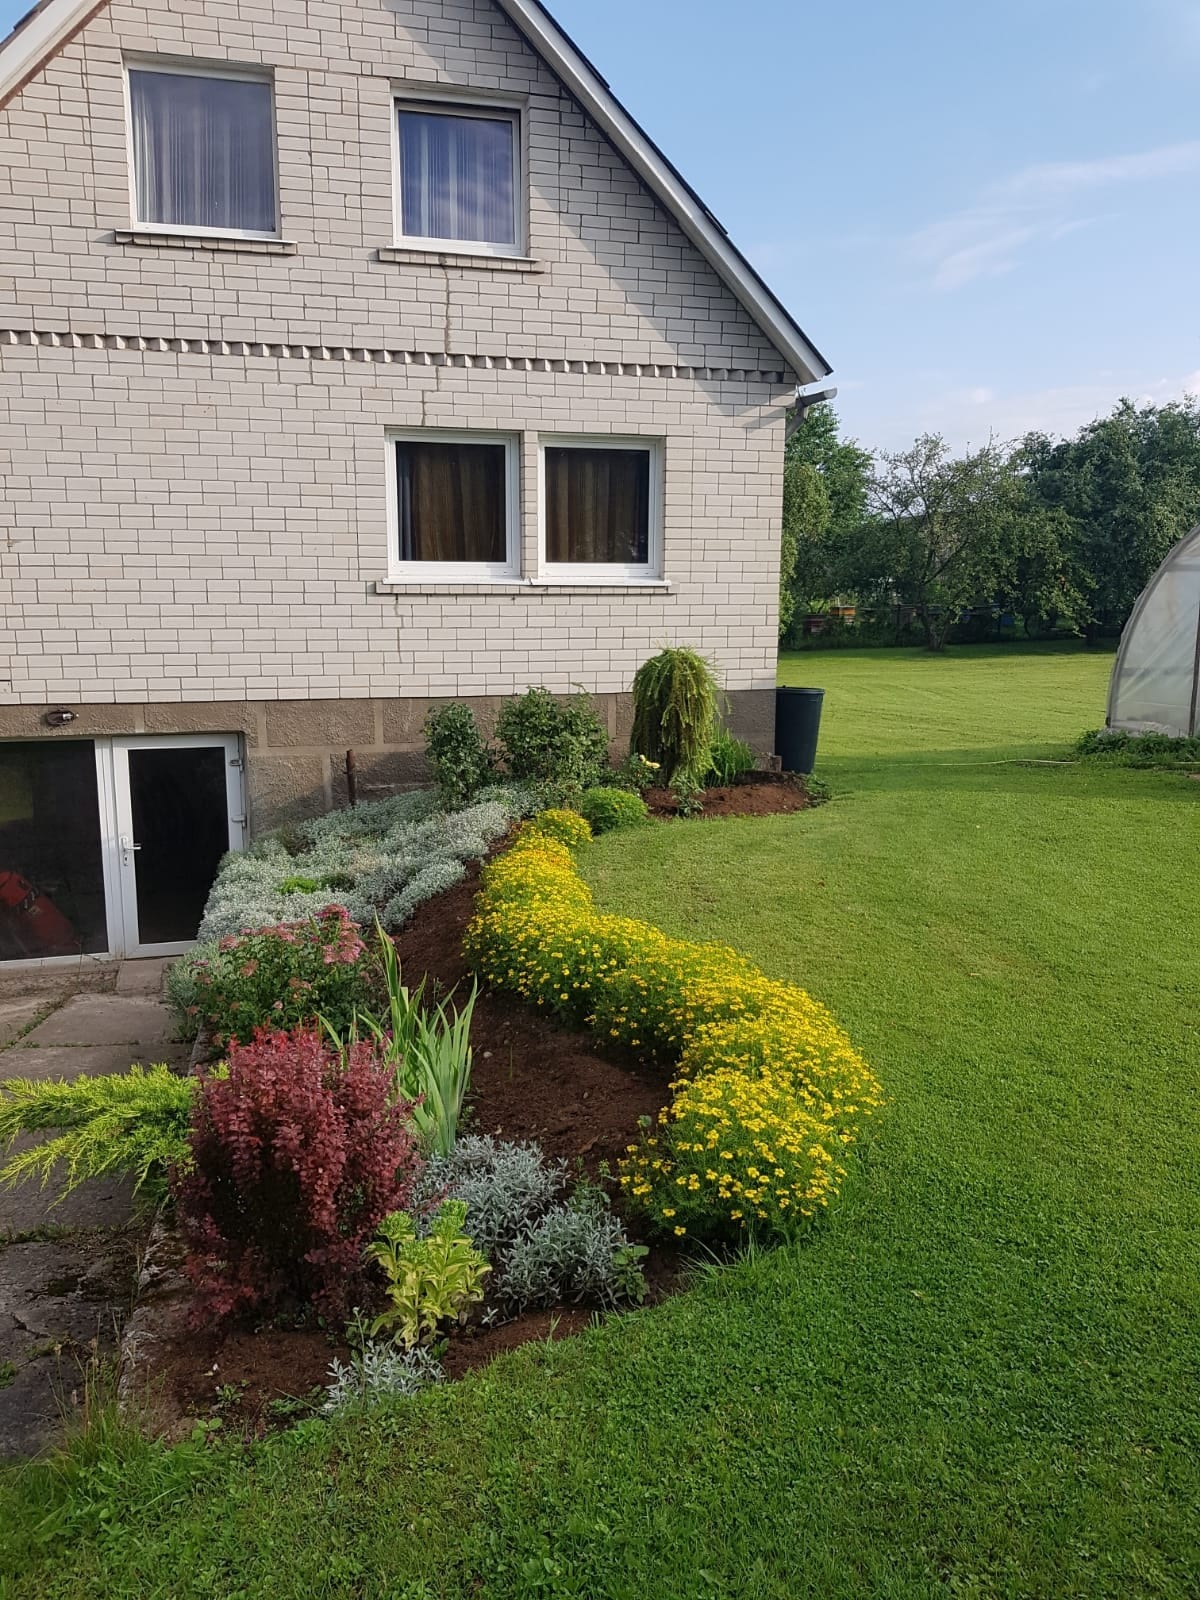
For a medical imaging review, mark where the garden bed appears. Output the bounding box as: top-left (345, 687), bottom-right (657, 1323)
top-left (129, 862), bottom-right (680, 1440)
top-left (645, 770), bottom-right (814, 818)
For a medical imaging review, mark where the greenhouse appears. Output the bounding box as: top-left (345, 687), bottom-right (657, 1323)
top-left (1107, 524), bottom-right (1200, 737)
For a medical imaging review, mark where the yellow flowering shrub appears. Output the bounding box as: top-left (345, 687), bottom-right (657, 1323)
top-left (621, 1068), bottom-right (844, 1237)
top-left (518, 809), bottom-right (593, 851)
top-left (464, 815), bottom-right (883, 1238)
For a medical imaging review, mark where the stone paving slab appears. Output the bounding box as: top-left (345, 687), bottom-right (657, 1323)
top-left (22, 995), bottom-right (180, 1050)
top-left (0, 999), bottom-right (50, 1050)
top-left (0, 1233), bottom-right (138, 1459)
top-left (0, 1141), bottom-right (140, 1236)
top-left (115, 959), bottom-right (170, 998)
top-left (0, 1043), bottom-right (174, 1085)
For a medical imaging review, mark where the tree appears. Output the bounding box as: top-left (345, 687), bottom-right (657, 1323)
top-left (865, 434), bottom-right (1022, 652)
top-left (780, 405), bottom-right (872, 636)
top-left (779, 458), bottom-right (831, 638)
top-left (1023, 399), bottom-right (1200, 638)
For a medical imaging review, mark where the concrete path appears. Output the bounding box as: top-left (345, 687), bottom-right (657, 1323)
top-left (0, 961), bottom-right (184, 1458)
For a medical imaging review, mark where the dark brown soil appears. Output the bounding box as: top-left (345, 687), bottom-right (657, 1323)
top-left (646, 770), bottom-right (813, 818)
top-left (395, 866), bottom-right (671, 1170)
top-left (145, 859), bottom-right (683, 1433)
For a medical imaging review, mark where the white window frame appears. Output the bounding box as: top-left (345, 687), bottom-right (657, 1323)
top-left (123, 58), bottom-right (281, 242)
top-left (538, 435), bottom-right (664, 583)
top-left (392, 90), bottom-right (525, 258)
top-left (385, 429), bottom-right (521, 583)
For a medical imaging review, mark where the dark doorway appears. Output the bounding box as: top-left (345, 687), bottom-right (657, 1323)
top-left (128, 745), bottom-right (231, 945)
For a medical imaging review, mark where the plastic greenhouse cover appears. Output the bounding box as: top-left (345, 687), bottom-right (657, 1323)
top-left (1108, 525), bottom-right (1200, 737)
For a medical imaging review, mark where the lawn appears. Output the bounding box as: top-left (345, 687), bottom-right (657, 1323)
top-left (3, 642), bottom-right (1199, 1599)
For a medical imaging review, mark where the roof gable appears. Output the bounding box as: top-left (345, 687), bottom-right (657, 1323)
top-left (0, 0), bottom-right (830, 382)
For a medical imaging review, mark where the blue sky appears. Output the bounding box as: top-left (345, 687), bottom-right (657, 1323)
top-left (4, 0), bottom-right (1199, 452)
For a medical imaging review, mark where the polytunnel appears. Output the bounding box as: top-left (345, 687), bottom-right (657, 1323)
top-left (1107, 524), bottom-right (1200, 737)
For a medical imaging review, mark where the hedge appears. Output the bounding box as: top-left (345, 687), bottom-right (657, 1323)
top-left (464, 815), bottom-right (882, 1238)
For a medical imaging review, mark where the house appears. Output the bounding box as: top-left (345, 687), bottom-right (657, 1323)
top-left (0, 0), bottom-right (831, 965)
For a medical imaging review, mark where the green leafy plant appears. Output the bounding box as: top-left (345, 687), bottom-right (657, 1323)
top-left (496, 1185), bottom-right (648, 1311)
top-left (804, 774), bottom-right (833, 806)
top-left (424, 703), bottom-right (494, 808)
top-left (1074, 728), bottom-right (1200, 767)
top-left (705, 729), bottom-right (757, 786)
top-left (580, 786), bottom-right (650, 834)
top-left (496, 688), bottom-right (609, 795)
top-left (631, 648), bottom-right (720, 786)
top-left (611, 752), bottom-right (661, 793)
top-left (323, 923), bottom-right (475, 1158)
top-left (366, 1201), bottom-right (490, 1347)
top-left (0, 1065), bottom-right (199, 1199)
top-left (670, 771), bottom-right (705, 818)
top-left (414, 1135), bottom-right (567, 1261)
top-left (172, 907), bottom-right (379, 1046)
top-left (322, 1342), bottom-right (444, 1415)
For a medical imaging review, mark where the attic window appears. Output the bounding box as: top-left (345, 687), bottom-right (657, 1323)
top-left (127, 65), bottom-right (278, 237)
top-left (395, 102), bottom-right (520, 255)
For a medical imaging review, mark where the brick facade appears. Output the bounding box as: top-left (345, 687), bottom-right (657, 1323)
top-left (0, 0), bottom-right (798, 825)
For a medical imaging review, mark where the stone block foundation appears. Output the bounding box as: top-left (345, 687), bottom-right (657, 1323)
top-left (0, 690), bottom-right (777, 834)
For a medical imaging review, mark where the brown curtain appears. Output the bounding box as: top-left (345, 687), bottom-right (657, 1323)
top-left (545, 448), bottom-right (650, 564)
top-left (397, 441), bottom-right (506, 562)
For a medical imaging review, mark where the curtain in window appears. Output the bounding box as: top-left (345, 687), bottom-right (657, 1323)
top-left (396, 441), bottom-right (507, 563)
top-left (399, 110), bottom-right (516, 246)
top-left (130, 70), bottom-right (277, 233)
top-left (545, 448), bottom-right (651, 565)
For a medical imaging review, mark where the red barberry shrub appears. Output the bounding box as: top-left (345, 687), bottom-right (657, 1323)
top-left (178, 1028), bottom-right (422, 1323)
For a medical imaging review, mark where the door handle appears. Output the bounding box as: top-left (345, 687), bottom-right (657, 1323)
top-left (119, 834), bottom-right (142, 864)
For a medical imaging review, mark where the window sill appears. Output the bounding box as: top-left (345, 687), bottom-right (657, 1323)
top-left (374, 246), bottom-right (545, 273)
top-left (372, 579), bottom-right (672, 597)
top-left (112, 229), bottom-right (298, 255)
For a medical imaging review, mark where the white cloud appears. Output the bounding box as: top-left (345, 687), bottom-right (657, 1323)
top-left (906, 141), bottom-right (1200, 290)
top-left (846, 370), bottom-right (1200, 455)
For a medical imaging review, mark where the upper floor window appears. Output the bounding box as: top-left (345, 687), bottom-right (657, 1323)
top-left (541, 439), bottom-right (662, 581)
top-left (128, 65), bottom-right (278, 237)
top-left (396, 102), bottom-right (520, 254)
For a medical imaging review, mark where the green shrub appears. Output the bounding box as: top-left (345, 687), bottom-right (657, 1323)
top-left (496, 1186), bottom-right (648, 1310)
top-left (611, 752), bottom-right (661, 793)
top-left (173, 906), bottom-right (380, 1046)
top-left (414, 1136), bottom-right (566, 1261)
top-left (1074, 728), bottom-right (1200, 766)
top-left (424, 703), bottom-right (494, 808)
top-left (519, 808), bottom-right (593, 850)
top-left (705, 729), bottom-right (757, 786)
top-left (322, 1342), bottom-right (444, 1415)
top-left (631, 648), bottom-right (719, 785)
top-left (366, 1201), bottom-right (490, 1347)
top-left (464, 821), bottom-right (884, 1240)
top-left (496, 688), bottom-right (610, 795)
top-left (580, 787), bottom-right (650, 833)
top-left (0, 1065), bottom-right (199, 1199)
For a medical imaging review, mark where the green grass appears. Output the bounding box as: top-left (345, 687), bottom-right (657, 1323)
top-left (3, 642), bottom-right (1199, 1599)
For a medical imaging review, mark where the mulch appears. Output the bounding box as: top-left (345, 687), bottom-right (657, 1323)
top-left (645, 771), bottom-right (813, 818)
top-left (141, 862), bottom-right (686, 1438)
top-left (140, 779), bottom-right (820, 1436)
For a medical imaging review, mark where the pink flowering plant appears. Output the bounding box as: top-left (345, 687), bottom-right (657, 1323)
top-left (178, 906), bottom-right (381, 1046)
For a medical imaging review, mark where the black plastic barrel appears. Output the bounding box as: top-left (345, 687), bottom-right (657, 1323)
top-left (775, 687), bottom-right (825, 774)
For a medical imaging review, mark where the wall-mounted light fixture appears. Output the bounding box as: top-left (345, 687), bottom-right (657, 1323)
top-left (42, 709), bottom-right (78, 728)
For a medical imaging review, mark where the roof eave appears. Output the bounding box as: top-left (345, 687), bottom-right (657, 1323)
top-left (494, 0), bottom-right (832, 383)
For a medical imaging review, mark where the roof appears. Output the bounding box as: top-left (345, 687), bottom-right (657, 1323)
top-left (0, 0), bottom-right (832, 383)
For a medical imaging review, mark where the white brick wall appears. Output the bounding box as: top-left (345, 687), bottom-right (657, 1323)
top-left (0, 0), bottom-right (796, 707)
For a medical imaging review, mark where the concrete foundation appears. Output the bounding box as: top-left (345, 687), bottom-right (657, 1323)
top-left (0, 689), bottom-right (776, 834)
